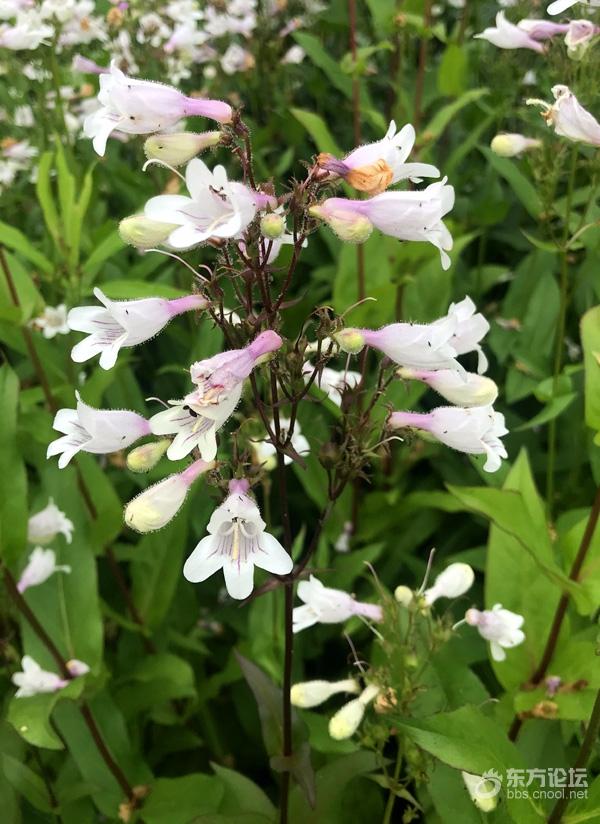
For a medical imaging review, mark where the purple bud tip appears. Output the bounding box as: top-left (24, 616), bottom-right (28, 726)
top-left (229, 478), bottom-right (250, 495)
top-left (181, 459), bottom-right (214, 486)
top-left (248, 330), bottom-right (283, 359)
top-left (168, 294), bottom-right (209, 316)
top-left (388, 410), bottom-right (429, 430)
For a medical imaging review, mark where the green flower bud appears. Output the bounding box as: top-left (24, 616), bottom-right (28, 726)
top-left (333, 328), bottom-right (366, 355)
top-left (260, 212), bottom-right (285, 239)
top-left (119, 215), bottom-right (178, 250)
top-left (126, 439), bottom-right (170, 473)
top-left (144, 131), bottom-right (221, 166)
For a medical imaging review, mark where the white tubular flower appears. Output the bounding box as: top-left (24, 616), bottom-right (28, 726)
top-left (144, 158), bottom-right (276, 249)
top-left (527, 85), bottom-right (600, 147)
top-left (183, 479), bottom-right (293, 600)
top-left (474, 12), bottom-right (545, 53)
top-left (423, 563), bottom-right (475, 605)
top-left (445, 296), bottom-right (490, 373)
top-left (12, 656), bottom-right (68, 698)
top-left (47, 392), bottom-right (151, 469)
top-left (30, 305), bottom-right (70, 339)
top-left (547, 0), bottom-right (600, 15)
top-left (389, 405), bottom-right (508, 473)
top-left (317, 120), bottom-right (439, 195)
top-left (465, 604), bottom-right (525, 661)
top-left (27, 498), bottom-right (74, 545)
top-left (462, 772), bottom-right (500, 812)
top-left (328, 684), bottom-right (380, 740)
top-left (125, 458), bottom-right (214, 533)
top-left (292, 575), bottom-right (383, 633)
top-left (397, 367), bottom-right (498, 407)
top-left (68, 288), bottom-right (208, 370)
top-left (0, 12), bottom-right (53, 50)
top-left (490, 133), bottom-right (542, 157)
top-left (17, 548), bottom-right (71, 594)
top-left (290, 678), bottom-right (360, 708)
top-left (251, 418), bottom-right (310, 471)
top-left (302, 363), bottom-right (361, 407)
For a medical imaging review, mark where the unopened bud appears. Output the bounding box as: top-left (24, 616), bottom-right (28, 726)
top-left (66, 659), bottom-right (90, 677)
top-left (126, 439), bottom-right (170, 473)
top-left (333, 328), bottom-right (366, 355)
top-left (310, 204), bottom-right (373, 243)
top-left (119, 215), bottom-right (177, 250)
top-left (394, 585), bottom-right (414, 607)
top-left (462, 772), bottom-right (500, 813)
top-left (260, 212), bottom-right (285, 240)
top-left (490, 133), bottom-right (541, 158)
top-left (291, 678), bottom-right (359, 708)
top-left (144, 131), bottom-right (221, 167)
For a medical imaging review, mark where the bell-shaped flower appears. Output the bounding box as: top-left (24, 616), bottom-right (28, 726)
top-left (291, 678), bottom-right (360, 708)
top-left (388, 405), bottom-right (508, 472)
top-left (47, 392), bottom-right (151, 469)
top-left (527, 85), bottom-right (600, 147)
top-left (446, 296), bottom-right (490, 373)
top-left (17, 547), bottom-right (71, 594)
top-left (183, 478), bottom-right (293, 599)
top-left (474, 12), bottom-right (545, 52)
top-left (30, 305), bottom-right (70, 339)
top-left (144, 131), bottom-right (221, 167)
top-left (84, 62), bottom-right (232, 156)
top-left (311, 178), bottom-right (454, 269)
top-left (423, 563), bottom-right (475, 605)
top-left (464, 604), bottom-right (525, 661)
top-left (317, 121), bottom-right (439, 195)
top-left (251, 418), bottom-right (310, 470)
top-left (490, 133), bottom-right (542, 157)
top-left (27, 498), bottom-right (74, 545)
top-left (12, 656), bottom-right (68, 698)
top-left (398, 367), bottom-right (498, 407)
top-left (329, 684), bottom-right (380, 740)
top-left (302, 363), bottom-right (361, 407)
top-left (565, 20), bottom-right (599, 57)
top-left (68, 288), bottom-right (209, 370)
top-left (293, 575), bottom-right (383, 633)
top-left (125, 458), bottom-right (213, 533)
top-left (547, 0), bottom-right (600, 15)
top-left (144, 158), bottom-right (276, 249)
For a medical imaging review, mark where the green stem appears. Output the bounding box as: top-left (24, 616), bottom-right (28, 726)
top-left (382, 741), bottom-right (403, 824)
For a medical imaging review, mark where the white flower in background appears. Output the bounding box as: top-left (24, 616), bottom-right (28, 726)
top-left (0, 1), bottom-right (34, 21)
top-left (397, 367), bottom-right (498, 407)
top-left (183, 478), bottom-right (293, 599)
top-left (302, 363), bottom-right (361, 406)
top-left (27, 498), bottom-right (74, 545)
top-left (125, 459), bottom-right (214, 533)
top-left (317, 120), bottom-right (439, 195)
top-left (47, 392), bottom-right (151, 469)
top-left (527, 85), bottom-right (600, 147)
top-left (144, 158), bottom-right (276, 249)
top-left (221, 43), bottom-right (254, 75)
top-left (84, 63), bottom-right (233, 156)
top-left (30, 305), bottom-right (70, 339)
top-left (290, 678), bottom-right (360, 708)
top-left (251, 418), bottom-right (310, 470)
top-left (67, 288), bottom-right (208, 370)
top-left (490, 133), bottom-right (542, 157)
top-left (547, 0), bottom-right (600, 15)
top-left (334, 520), bottom-right (353, 553)
top-left (464, 604), bottom-right (525, 661)
top-left (522, 70), bottom-right (537, 86)
top-left (292, 575), bottom-right (383, 633)
top-left (462, 772), bottom-right (500, 812)
top-left (423, 563), bottom-right (475, 605)
top-left (12, 656), bottom-right (68, 697)
top-left (0, 11), bottom-right (53, 50)
top-left (389, 405), bottom-right (508, 472)
top-left (2, 139), bottom-right (37, 163)
top-left (474, 12), bottom-right (545, 52)
top-left (17, 547), bottom-right (71, 593)
top-left (282, 45), bottom-right (305, 64)
top-left (14, 104), bottom-right (34, 127)
top-left (65, 659), bottom-right (89, 677)
top-left (329, 684), bottom-right (380, 740)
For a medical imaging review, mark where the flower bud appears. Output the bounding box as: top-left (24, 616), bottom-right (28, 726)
top-left (310, 204), bottom-right (373, 243)
top-left (490, 133), bottom-right (541, 157)
top-left (394, 585), bottom-right (414, 607)
top-left (424, 563), bottom-right (475, 605)
top-left (290, 678), bottom-right (359, 708)
top-left (328, 684), bottom-right (379, 740)
top-left (66, 659), bottom-right (90, 677)
top-left (124, 459), bottom-right (213, 533)
top-left (260, 212), bottom-right (285, 240)
top-left (119, 215), bottom-right (178, 250)
top-left (462, 772), bottom-right (500, 813)
top-left (126, 439), bottom-right (170, 473)
top-left (333, 328), bottom-right (366, 355)
top-left (144, 131), bottom-right (221, 167)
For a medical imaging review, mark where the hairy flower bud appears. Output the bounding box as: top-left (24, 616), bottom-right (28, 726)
top-left (290, 678), bottom-right (359, 708)
top-left (490, 133), bottom-right (542, 157)
top-left (333, 328), bottom-right (366, 354)
top-left (126, 439), bottom-right (171, 473)
top-left (394, 585), bottom-right (414, 607)
top-left (260, 212), bottom-right (285, 239)
top-left (119, 215), bottom-right (178, 250)
top-left (309, 203), bottom-right (373, 243)
top-left (328, 684), bottom-right (380, 740)
top-left (144, 131), bottom-right (221, 167)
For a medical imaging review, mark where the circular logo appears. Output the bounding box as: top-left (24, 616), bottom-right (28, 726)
top-left (474, 770), bottom-right (502, 799)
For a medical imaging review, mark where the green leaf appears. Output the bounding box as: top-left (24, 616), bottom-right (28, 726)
top-left (437, 43), bottom-right (467, 97)
top-left (210, 763), bottom-right (276, 818)
top-left (55, 141), bottom-right (76, 253)
top-left (0, 221), bottom-right (53, 276)
top-left (1, 753), bottom-right (53, 812)
top-left (292, 32), bottom-right (352, 99)
top-left (480, 147), bottom-right (543, 219)
top-left (70, 163), bottom-right (95, 271)
top-left (290, 108), bottom-right (343, 156)
top-left (422, 89), bottom-right (488, 143)
top-left (0, 364), bottom-right (27, 566)
top-left (144, 775), bottom-right (224, 824)
top-left (515, 392), bottom-right (577, 430)
top-left (581, 305), bottom-right (600, 435)
top-left (35, 151), bottom-right (60, 244)
top-left (8, 679), bottom-right (83, 750)
top-left (81, 231), bottom-right (124, 282)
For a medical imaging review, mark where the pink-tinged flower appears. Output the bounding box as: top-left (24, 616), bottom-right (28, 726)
top-left (47, 392), bottom-right (151, 469)
top-left (423, 563), bottom-right (474, 605)
top-left (17, 547), bottom-right (71, 593)
top-left (465, 604), bottom-right (525, 661)
top-left (565, 20), bottom-right (599, 56)
top-left (292, 575), bottom-right (383, 633)
top-left (144, 158), bottom-right (276, 249)
top-left (183, 478), bottom-right (293, 599)
top-left (12, 656), bottom-right (68, 698)
top-left (517, 19), bottom-right (568, 40)
top-left (68, 288), bottom-right (208, 370)
top-left (547, 0), bottom-right (600, 15)
top-left (66, 659), bottom-right (90, 677)
top-left (389, 405), bottom-right (508, 472)
top-left (72, 54), bottom-right (109, 74)
top-left (398, 367), bottom-right (498, 407)
top-left (474, 12), bottom-right (546, 52)
top-left (0, 12), bottom-right (53, 50)
top-left (527, 85), bottom-right (600, 146)
top-left (317, 121), bottom-right (439, 195)
top-left (83, 62), bottom-right (233, 156)
top-left (27, 498), bottom-right (73, 545)
top-left (311, 178), bottom-right (454, 269)
top-left (490, 133), bottom-right (542, 157)
top-left (150, 332), bottom-right (282, 461)
top-left (125, 459), bottom-right (214, 533)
